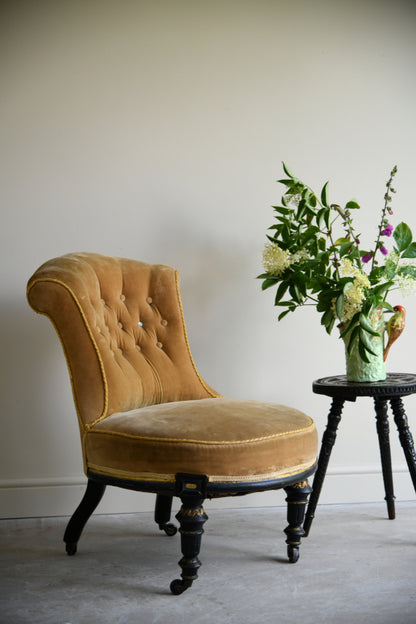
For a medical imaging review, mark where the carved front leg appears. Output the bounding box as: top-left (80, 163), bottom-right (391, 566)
top-left (170, 475), bottom-right (208, 595)
top-left (284, 480), bottom-right (311, 563)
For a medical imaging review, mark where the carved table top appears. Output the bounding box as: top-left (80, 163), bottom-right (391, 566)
top-left (313, 373), bottom-right (416, 401)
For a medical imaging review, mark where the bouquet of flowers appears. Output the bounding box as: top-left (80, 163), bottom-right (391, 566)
top-left (258, 163), bottom-right (416, 363)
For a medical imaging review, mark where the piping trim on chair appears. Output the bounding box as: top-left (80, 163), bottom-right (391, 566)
top-left (27, 278), bottom-right (109, 430)
top-left (87, 461), bottom-right (316, 483)
top-left (88, 419), bottom-right (315, 445)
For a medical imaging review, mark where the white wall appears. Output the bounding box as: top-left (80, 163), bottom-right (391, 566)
top-left (1, 0), bottom-right (416, 518)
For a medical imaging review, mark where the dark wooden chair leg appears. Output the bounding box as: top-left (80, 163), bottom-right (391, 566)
top-left (154, 494), bottom-right (177, 536)
top-left (303, 397), bottom-right (345, 536)
top-left (170, 475), bottom-right (208, 595)
top-left (374, 398), bottom-right (396, 519)
top-left (63, 479), bottom-right (106, 555)
top-left (390, 397), bottom-right (416, 492)
top-left (284, 480), bottom-right (311, 563)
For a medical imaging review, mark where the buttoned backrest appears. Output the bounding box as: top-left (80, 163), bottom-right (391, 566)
top-left (27, 253), bottom-right (218, 429)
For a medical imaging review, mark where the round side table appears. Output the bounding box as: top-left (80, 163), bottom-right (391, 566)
top-left (303, 373), bottom-right (416, 537)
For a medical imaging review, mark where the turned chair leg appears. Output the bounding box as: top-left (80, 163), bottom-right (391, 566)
top-left (284, 480), bottom-right (311, 563)
top-left (170, 474), bottom-right (208, 595)
top-left (170, 495), bottom-right (208, 595)
top-left (154, 494), bottom-right (177, 536)
top-left (63, 479), bottom-right (106, 555)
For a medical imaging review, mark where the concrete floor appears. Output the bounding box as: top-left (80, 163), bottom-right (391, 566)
top-left (1, 501), bottom-right (416, 624)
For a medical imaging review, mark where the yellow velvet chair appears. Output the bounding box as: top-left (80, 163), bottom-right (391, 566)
top-left (27, 252), bottom-right (317, 594)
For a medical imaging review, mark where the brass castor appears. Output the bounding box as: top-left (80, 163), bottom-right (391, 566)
top-left (287, 545), bottom-right (299, 563)
top-left (170, 578), bottom-right (193, 595)
top-left (159, 523), bottom-right (177, 536)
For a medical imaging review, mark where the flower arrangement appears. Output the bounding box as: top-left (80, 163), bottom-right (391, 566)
top-left (259, 163), bottom-right (416, 364)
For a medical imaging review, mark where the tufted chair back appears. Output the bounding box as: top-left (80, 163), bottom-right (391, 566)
top-left (27, 253), bottom-right (218, 428)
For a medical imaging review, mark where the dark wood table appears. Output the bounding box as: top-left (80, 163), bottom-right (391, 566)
top-left (303, 373), bottom-right (416, 536)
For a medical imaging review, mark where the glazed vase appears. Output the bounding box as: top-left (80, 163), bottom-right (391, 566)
top-left (341, 313), bottom-right (386, 383)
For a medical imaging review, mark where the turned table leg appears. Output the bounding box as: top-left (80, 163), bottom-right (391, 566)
top-left (390, 396), bottom-right (416, 493)
top-left (374, 398), bottom-right (396, 519)
top-left (303, 397), bottom-right (345, 537)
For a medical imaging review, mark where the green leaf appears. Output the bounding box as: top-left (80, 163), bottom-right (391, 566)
top-left (297, 199), bottom-right (306, 220)
top-left (289, 283), bottom-right (302, 304)
top-left (371, 281), bottom-right (394, 297)
top-left (278, 178), bottom-right (295, 187)
top-left (321, 181), bottom-right (329, 208)
top-left (359, 329), bottom-right (379, 357)
top-left (278, 309), bottom-right (291, 321)
top-left (347, 325), bottom-right (360, 355)
top-left (261, 278), bottom-right (279, 291)
top-left (324, 208), bottom-right (331, 230)
top-left (316, 208), bottom-right (327, 230)
top-left (282, 162), bottom-right (296, 179)
top-left (309, 194), bottom-right (317, 208)
top-left (321, 309), bottom-right (335, 334)
top-left (358, 340), bottom-right (371, 363)
top-left (402, 242), bottom-right (416, 258)
top-left (359, 313), bottom-right (380, 337)
top-left (393, 222), bottom-right (412, 252)
top-left (369, 266), bottom-right (385, 282)
top-left (274, 281), bottom-right (289, 304)
top-left (339, 242), bottom-right (354, 256)
top-left (338, 312), bottom-right (360, 339)
top-left (335, 294), bottom-right (344, 319)
top-left (345, 200), bottom-right (360, 210)
top-left (272, 206), bottom-right (292, 215)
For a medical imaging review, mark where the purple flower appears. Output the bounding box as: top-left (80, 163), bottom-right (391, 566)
top-left (361, 253), bottom-right (372, 263)
top-left (380, 244), bottom-right (389, 256)
top-left (381, 223), bottom-right (394, 237)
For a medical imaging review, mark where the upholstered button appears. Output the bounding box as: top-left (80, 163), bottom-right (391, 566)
top-left (161, 319), bottom-right (168, 327)
top-left (136, 345), bottom-right (141, 351)
top-left (138, 321), bottom-right (143, 327)
top-left (101, 299), bottom-right (105, 305)
top-left (156, 341), bottom-right (163, 349)
top-left (146, 297), bottom-right (152, 304)
top-left (120, 294), bottom-right (125, 301)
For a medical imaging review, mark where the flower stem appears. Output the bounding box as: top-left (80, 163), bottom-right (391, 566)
top-left (371, 166), bottom-right (397, 271)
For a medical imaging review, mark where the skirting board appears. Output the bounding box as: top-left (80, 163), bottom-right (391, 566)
top-left (1, 465), bottom-right (415, 519)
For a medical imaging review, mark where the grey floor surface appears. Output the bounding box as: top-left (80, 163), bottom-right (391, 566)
top-left (1, 501), bottom-right (415, 624)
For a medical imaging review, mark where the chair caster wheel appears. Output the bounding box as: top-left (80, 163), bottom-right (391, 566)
top-left (65, 542), bottom-right (77, 556)
top-left (160, 523), bottom-right (177, 536)
top-left (170, 579), bottom-right (192, 595)
top-left (287, 545), bottom-right (299, 563)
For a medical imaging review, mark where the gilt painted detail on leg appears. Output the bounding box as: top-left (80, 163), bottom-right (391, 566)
top-left (170, 475), bottom-right (208, 594)
top-left (284, 480), bottom-right (311, 563)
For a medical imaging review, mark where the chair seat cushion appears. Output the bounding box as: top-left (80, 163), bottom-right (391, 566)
top-left (84, 398), bottom-right (317, 484)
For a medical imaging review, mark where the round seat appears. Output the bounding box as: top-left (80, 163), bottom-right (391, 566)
top-left (85, 397), bottom-right (317, 484)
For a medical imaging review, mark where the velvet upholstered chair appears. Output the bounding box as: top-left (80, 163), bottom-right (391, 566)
top-left (27, 252), bottom-right (318, 594)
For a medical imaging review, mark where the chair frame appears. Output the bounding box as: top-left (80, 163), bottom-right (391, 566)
top-left (64, 468), bottom-right (314, 594)
top-left (27, 252), bottom-right (317, 594)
